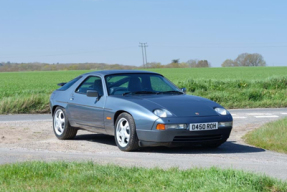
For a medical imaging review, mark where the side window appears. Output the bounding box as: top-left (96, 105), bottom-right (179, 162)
top-left (150, 76), bottom-right (173, 92)
top-left (76, 76), bottom-right (103, 95)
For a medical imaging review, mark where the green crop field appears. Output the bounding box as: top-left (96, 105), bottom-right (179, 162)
top-left (148, 67), bottom-right (287, 81)
top-left (1, 67), bottom-right (287, 114)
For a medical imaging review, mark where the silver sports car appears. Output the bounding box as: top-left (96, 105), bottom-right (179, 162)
top-left (50, 70), bottom-right (233, 151)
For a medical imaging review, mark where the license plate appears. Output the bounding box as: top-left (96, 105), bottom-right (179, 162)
top-left (189, 122), bottom-right (218, 131)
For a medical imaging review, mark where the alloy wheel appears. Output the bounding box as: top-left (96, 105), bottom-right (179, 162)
top-left (54, 109), bottom-right (65, 135)
top-left (116, 118), bottom-right (130, 147)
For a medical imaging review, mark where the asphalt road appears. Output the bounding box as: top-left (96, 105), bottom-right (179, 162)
top-left (1, 108), bottom-right (287, 180)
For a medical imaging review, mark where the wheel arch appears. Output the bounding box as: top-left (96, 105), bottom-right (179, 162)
top-left (52, 105), bottom-right (65, 116)
top-left (113, 110), bottom-right (133, 126)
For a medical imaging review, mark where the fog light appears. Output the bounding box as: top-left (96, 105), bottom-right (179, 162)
top-left (219, 122), bottom-right (233, 127)
top-left (178, 124), bottom-right (187, 129)
top-left (166, 124), bottom-right (177, 129)
top-left (165, 124), bottom-right (187, 129)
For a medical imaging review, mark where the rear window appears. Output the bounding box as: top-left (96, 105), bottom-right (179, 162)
top-left (58, 76), bottom-right (82, 91)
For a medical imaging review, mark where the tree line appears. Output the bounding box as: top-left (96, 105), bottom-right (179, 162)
top-left (146, 59), bottom-right (211, 68)
top-left (0, 59), bottom-right (212, 72)
top-left (0, 62), bottom-right (137, 72)
top-left (0, 52), bottom-right (266, 72)
top-left (147, 52), bottom-right (266, 69)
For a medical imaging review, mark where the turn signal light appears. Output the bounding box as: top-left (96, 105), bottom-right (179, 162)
top-left (156, 124), bottom-right (165, 130)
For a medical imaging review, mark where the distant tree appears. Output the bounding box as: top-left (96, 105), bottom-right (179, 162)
top-left (186, 59), bottom-right (198, 68)
top-left (146, 62), bottom-right (162, 68)
top-left (179, 62), bottom-right (188, 68)
top-left (243, 53), bottom-right (266, 66)
top-left (185, 59), bottom-right (210, 68)
top-left (197, 60), bottom-right (210, 67)
top-left (234, 53), bottom-right (248, 66)
top-left (166, 62), bottom-right (179, 68)
top-left (171, 59), bottom-right (180, 64)
top-left (166, 59), bottom-right (180, 68)
top-left (221, 59), bottom-right (235, 67)
top-left (223, 53), bottom-right (266, 67)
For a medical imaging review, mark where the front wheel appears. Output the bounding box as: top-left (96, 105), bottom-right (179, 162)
top-left (115, 113), bottom-right (139, 151)
top-left (53, 107), bottom-right (77, 140)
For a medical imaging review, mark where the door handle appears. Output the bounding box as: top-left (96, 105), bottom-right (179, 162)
top-left (70, 93), bottom-right (74, 101)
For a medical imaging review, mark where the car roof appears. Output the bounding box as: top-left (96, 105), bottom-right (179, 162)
top-left (84, 70), bottom-right (161, 76)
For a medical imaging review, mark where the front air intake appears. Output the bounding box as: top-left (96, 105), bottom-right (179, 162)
top-left (173, 135), bottom-right (222, 142)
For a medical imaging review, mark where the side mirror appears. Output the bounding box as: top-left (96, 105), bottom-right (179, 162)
top-left (86, 90), bottom-right (99, 98)
top-left (181, 88), bottom-right (186, 93)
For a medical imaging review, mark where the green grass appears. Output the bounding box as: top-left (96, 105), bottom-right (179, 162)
top-left (176, 77), bottom-right (287, 108)
top-left (1, 67), bottom-right (287, 114)
top-left (0, 162), bottom-right (286, 192)
top-left (148, 67), bottom-right (287, 81)
top-left (244, 118), bottom-right (287, 154)
top-left (0, 70), bottom-right (89, 114)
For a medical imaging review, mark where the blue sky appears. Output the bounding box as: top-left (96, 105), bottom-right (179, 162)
top-left (0, 0), bottom-right (286, 67)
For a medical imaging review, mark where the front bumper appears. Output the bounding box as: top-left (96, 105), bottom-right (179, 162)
top-left (137, 127), bottom-right (232, 147)
top-left (136, 115), bottom-right (233, 147)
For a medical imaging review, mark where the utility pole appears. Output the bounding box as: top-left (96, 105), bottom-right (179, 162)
top-left (139, 43), bottom-right (148, 68)
top-left (144, 43), bottom-right (148, 67)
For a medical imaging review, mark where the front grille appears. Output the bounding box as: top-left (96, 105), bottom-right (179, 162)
top-left (173, 135), bottom-right (222, 142)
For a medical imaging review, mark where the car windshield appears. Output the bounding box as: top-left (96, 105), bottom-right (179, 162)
top-left (105, 73), bottom-right (182, 95)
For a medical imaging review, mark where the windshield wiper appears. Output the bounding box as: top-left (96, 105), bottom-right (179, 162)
top-left (123, 91), bottom-right (157, 96)
top-left (134, 91), bottom-right (157, 94)
top-left (122, 92), bottom-right (132, 96)
top-left (157, 90), bottom-right (184, 95)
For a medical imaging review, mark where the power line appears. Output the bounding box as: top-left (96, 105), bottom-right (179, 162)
top-left (152, 44), bottom-right (287, 48)
top-left (139, 43), bottom-right (148, 68)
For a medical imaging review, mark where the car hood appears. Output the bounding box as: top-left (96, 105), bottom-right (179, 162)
top-left (120, 94), bottom-right (220, 117)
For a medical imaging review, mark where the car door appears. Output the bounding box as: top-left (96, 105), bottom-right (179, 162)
top-left (67, 75), bottom-right (106, 133)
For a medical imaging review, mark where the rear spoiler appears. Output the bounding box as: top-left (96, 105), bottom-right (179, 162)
top-left (57, 82), bottom-right (66, 86)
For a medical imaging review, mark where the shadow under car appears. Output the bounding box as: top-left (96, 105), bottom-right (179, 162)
top-left (73, 134), bottom-right (265, 154)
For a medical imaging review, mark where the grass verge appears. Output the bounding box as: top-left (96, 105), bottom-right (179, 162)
top-left (0, 94), bottom-right (49, 114)
top-left (244, 118), bottom-right (287, 154)
top-left (0, 162), bottom-right (287, 191)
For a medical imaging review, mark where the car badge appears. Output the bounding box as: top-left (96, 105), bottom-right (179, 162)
top-left (195, 112), bottom-right (199, 115)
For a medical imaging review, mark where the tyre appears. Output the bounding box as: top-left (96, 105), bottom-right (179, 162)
top-left (114, 113), bottom-right (139, 151)
top-left (53, 107), bottom-right (77, 140)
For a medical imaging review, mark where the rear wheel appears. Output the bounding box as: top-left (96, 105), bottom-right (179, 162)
top-left (115, 113), bottom-right (139, 151)
top-left (53, 107), bottom-right (77, 140)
